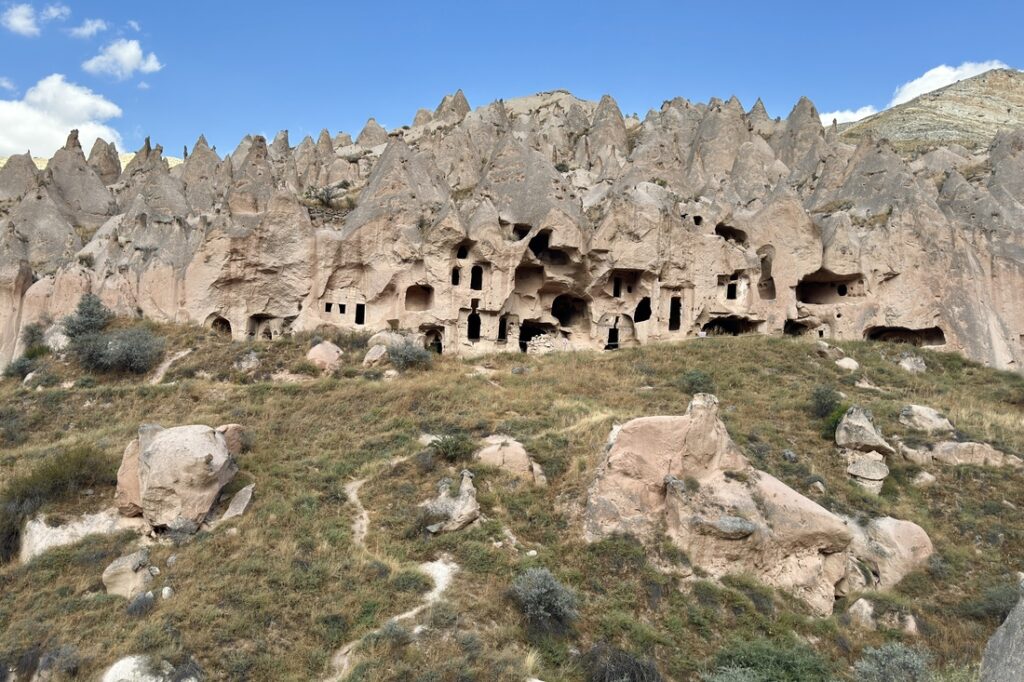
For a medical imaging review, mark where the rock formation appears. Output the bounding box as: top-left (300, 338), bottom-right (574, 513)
top-left (3, 75), bottom-right (1024, 372)
top-left (584, 394), bottom-right (931, 615)
top-left (980, 579), bottom-right (1024, 681)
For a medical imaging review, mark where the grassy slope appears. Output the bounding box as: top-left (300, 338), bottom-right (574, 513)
top-left (1, 327), bottom-right (1023, 680)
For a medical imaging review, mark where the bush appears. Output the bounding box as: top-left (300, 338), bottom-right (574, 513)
top-left (63, 293), bottom-right (113, 338)
top-left (555, 162), bottom-right (570, 173)
top-left (388, 339), bottom-right (433, 371)
top-left (126, 591), bottom-right (155, 617)
top-left (708, 638), bottom-right (831, 682)
top-left (0, 445), bottom-right (116, 563)
top-left (390, 569), bottom-right (432, 594)
top-left (808, 385), bottom-right (841, 419)
top-left (290, 360), bottom-right (321, 376)
top-left (583, 643), bottom-right (662, 682)
top-left (702, 668), bottom-right (761, 682)
top-left (680, 370), bottom-right (716, 395)
top-left (20, 321), bottom-right (47, 354)
top-left (72, 327), bottom-right (165, 374)
top-left (509, 567), bottom-right (578, 635)
top-left (853, 643), bottom-right (932, 682)
top-left (430, 432), bottom-right (476, 463)
top-left (3, 356), bottom-right (35, 380)
top-left (957, 581), bottom-right (1021, 623)
top-left (0, 407), bottom-right (25, 446)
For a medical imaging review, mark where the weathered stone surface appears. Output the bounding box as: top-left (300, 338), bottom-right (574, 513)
top-left (980, 580), bottom-right (1024, 682)
top-left (421, 470), bottom-right (479, 533)
top-left (835, 357), bottom-right (859, 372)
top-left (848, 597), bottom-right (876, 630)
top-left (899, 355), bottom-right (927, 374)
top-left (20, 509), bottom-right (147, 563)
top-left (102, 549), bottom-right (153, 599)
top-left (844, 517), bottom-right (934, 590)
top-left (215, 423), bottom-right (247, 456)
top-left (911, 471), bottom-right (937, 488)
top-left (930, 441), bottom-right (1020, 468)
top-left (899, 405), bottom-right (954, 434)
top-left (306, 340), bottom-right (343, 371)
top-left (474, 435), bottom-right (547, 486)
top-left (846, 451), bottom-right (890, 495)
top-left (362, 344), bottom-right (389, 367)
top-left (220, 483), bottom-right (254, 522)
top-left (835, 407), bottom-right (895, 455)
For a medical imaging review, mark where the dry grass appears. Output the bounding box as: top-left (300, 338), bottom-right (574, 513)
top-left (0, 329), bottom-right (1022, 679)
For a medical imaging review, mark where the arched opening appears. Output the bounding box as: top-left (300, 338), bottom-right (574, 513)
top-left (405, 284), bottom-right (434, 311)
top-left (497, 316), bottom-right (508, 343)
top-left (784, 320), bottom-right (814, 336)
top-left (470, 265), bottom-right (484, 291)
top-left (467, 312), bottom-right (481, 341)
top-left (702, 316), bottom-right (761, 336)
top-left (208, 315), bottom-right (231, 336)
top-left (795, 269), bottom-right (865, 304)
top-left (669, 297), bottom-right (682, 331)
top-left (715, 223), bottom-right (748, 245)
top-left (513, 224), bottom-right (531, 240)
top-left (354, 303), bottom-right (365, 325)
top-left (693, 215), bottom-right (703, 226)
top-left (518, 320), bottom-right (555, 352)
top-left (551, 294), bottom-right (588, 327)
top-left (451, 267), bottom-right (461, 286)
top-left (514, 265), bottom-right (544, 293)
top-left (424, 328), bottom-right (443, 354)
top-left (757, 245), bottom-right (776, 300)
top-left (633, 297), bottom-right (652, 323)
top-left (456, 244), bottom-right (470, 259)
top-left (605, 327), bottom-right (620, 350)
top-left (528, 231), bottom-right (569, 265)
top-left (247, 314), bottom-right (277, 340)
top-left (863, 326), bottom-right (946, 346)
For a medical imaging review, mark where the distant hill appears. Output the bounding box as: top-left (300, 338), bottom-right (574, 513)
top-left (839, 68), bottom-right (1024, 151)
top-left (0, 152), bottom-right (182, 171)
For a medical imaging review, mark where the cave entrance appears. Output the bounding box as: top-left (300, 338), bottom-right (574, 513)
top-left (795, 269), bottom-right (865, 304)
top-left (702, 316), bottom-right (760, 336)
top-left (528, 230), bottom-right (570, 265)
top-left (355, 303), bottom-right (365, 325)
top-left (518, 321), bottom-right (555, 352)
top-left (551, 294), bottom-right (588, 328)
top-left (715, 223), bottom-right (748, 245)
top-left (405, 284), bottom-right (434, 311)
top-left (784, 320), bottom-right (814, 336)
top-left (669, 297), bottom-right (682, 331)
top-left (470, 265), bottom-right (484, 291)
top-left (634, 297), bottom-right (652, 323)
top-left (467, 312), bottom-right (481, 341)
top-left (423, 328), bottom-right (443, 354)
top-left (863, 326), bottom-right (946, 346)
top-left (209, 316), bottom-right (231, 336)
top-left (757, 246), bottom-right (776, 300)
top-left (605, 327), bottom-right (620, 350)
top-left (451, 267), bottom-right (461, 286)
top-left (497, 316), bottom-right (508, 343)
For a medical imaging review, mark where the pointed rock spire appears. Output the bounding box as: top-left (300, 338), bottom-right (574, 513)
top-left (88, 138), bottom-right (121, 185)
top-left (434, 89), bottom-right (470, 123)
top-left (413, 108), bottom-right (433, 126)
top-left (356, 118), bottom-right (388, 147)
top-left (0, 152), bottom-right (40, 201)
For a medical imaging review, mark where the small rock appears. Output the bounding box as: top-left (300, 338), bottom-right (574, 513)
top-left (846, 451), bottom-right (889, 495)
top-left (911, 471), bottom-right (937, 488)
top-left (898, 354), bottom-right (927, 374)
top-left (526, 550), bottom-right (538, 557)
top-left (835, 357), bottom-right (860, 372)
top-left (848, 597), bottom-right (875, 630)
top-left (218, 483), bottom-right (255, 524)
top-left (362, 344), bottom-right (389, 367)
top-left (161, 586), bottom-right (174, 600)
top-left (306, 340), bottom-right (344, 371)
top-left (166, 554), bottom-right (177, 567)
top-left (810, 480), bottom-right (827, 495)
top-left (102, 549), bottom-right (153, 599)
top-left (898, 405), bottom-right (954, 435)
top-left (511, 366), bottom-right (527, 375)
top-left (383, 369), bottom-right (399, 380)
top-left (126, 591), bottom-right (156, 617)
top-left (148, 566), bottom-right (161, 577)
top-left (782, 449), bottom-right (798, 463)
top-left (226, 527), bottom-right (240, 537)
top-left (215, 423), bottom-right (248, 456)
top-left (835, 406), bottom-right (895, 455)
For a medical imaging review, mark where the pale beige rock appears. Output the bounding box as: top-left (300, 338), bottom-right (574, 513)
top-left (362, 344), bottom-right (389, 367)
top-left (19, 509), bottom-right (148, 563)
top-left (115, 439), bottom-right (143, 516)
top-left (847, 517), bottom-right (933, 590)
top-left (930, 441), bottom-right (1019, 468)
top-left (474, 435), bottom-right (547, 486)
top-left (215, 424), bottom-right (247, 456)
top-left (835, 357), bottom-right (859, 372)
top-left (218, 484), bottom-right (254, 523)
top-left (102, 549), bottom-right (153, 599)
top-left (911, 471), bottom-right (937, 488)
top-left (899, 404), bottom-right (954, 434)
top-left (137, 425), bottom-right (238, 530)
top-left (421, 470), bottom-right (479, 533)
top-left (899, 355), bottom-right (927, 374)
top-left (846, 451), bottom-right (889, 495)
top-left (848, 598), bottom-right (876, 630)
top-left (835, 407), bottom-right (895, 455)
top-left (306, 340), bottom-right (343, 371)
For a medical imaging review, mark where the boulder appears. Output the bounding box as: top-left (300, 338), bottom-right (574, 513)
top-left (898, 404), bottom-right (954, 435)
top-left (848, 597), bottom-right (876, 630)
top-left (911, 471), bottom-right (937, 488)
top-left (362, 344), bottom-right (389, 367)
top-left (980, 580), bottom-right (1024, 682)
top-left (219, 484), bottom-right (255, 523)
top-left (930, 441), bottom-right (1020, 468)
top-left (898, 355), bottom-right (927, 374)
top-left (102, 549), bottom-right (153, 599)
top-left (835, 406), bottom-right (895, 455)
top-left (115, 438), bottom-right (144, 516)
top-left (421, 470), bottom-right (479, 533)
top-left (474, 435), bottom-right (547, 486)
top-left (835, 357), bottom-right (860, 372)
top-left (845, 451), bottom-right (889, 495)
top-left (100, 655), bottom-right (183, 682)
top-left (134, 425), bottom-right (238, 530)
top-left (845, 517), bottom-right (933, 590)
top-left (306, 340), bottom-right (343, 371)
top-left (215, 424), bottom-right (247, 457)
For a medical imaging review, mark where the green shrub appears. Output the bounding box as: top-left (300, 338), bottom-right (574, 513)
top-left (3, 356), bottom-right (35, 380)
top-left (957, 581), bottom-right (1020, 623)
top-left (708, 637), bottom-right (831, 682)
top-left (388, 339), bottom-right (433, 371)
top-left (71, 327), bottom-right (164, 374)
top-left (390, 569), bottom-right (432, 594)
top-left (822, 404), bottom-right (849, 439)
top-left (0, 445), bottom-right (116, 563)
top-left (583, 643), bottom-right (662, 682)
top-left (808, 385), bottom-right (841, 419)
top-left (555, 162), bottom-right (570, 173)
top-left (430, 432), bottom-right (476, 463)
top-left (290, 360), bottom-right (321, 376)
top-left (509, 567), bottom-right (578, 635)
top-left (680, 370), bottom-right (716, 395)
top-left (20, 321), bottom-right (46, 348)
top-left (702, 668), bottom-right (761, 682)
top-left (853, 643), bottom-right (932, 682)
top-left (63, 293), bottom-right (113, 338)
top-left (0, 407), bottom-right (25, 446)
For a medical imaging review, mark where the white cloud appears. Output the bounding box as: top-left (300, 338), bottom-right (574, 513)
top-left (888, 60), bottom-right (1009, 106)
top-left (2, 4), bottom-right (39, 36)
top-left (0, 73), bottom-right (122, 156)
top-left (40, 3), bottom-right (69, 21)
top-left (0, 77), bottom-right (15, 92)
top-left (819, 105), bottom-right (878, 126)
top-left (82, 39), bottom-right (163, 80)
top-left (137, 81), bottom-right (149, 90)
top-left (126, 19), bottom-right (140, 31)
top-left (69, 18), bottom-right (107, 38)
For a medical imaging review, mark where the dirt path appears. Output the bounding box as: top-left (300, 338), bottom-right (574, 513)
top-left (149, 349), bottom-right (192, 385)
top-left (326, 453), bottom-right (458, 680)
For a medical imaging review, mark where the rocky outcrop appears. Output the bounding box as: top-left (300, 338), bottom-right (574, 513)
top-left (421, 470), bottom-right (480, 533)
top-left (980, 579), bottom-right (1024, 682)
top-left (116, 424), bottom-right (238, 531)
top-left (585, 395), bottom-right (931, 615)
top-left (306, 340), bottom-right (343, 371)
top-left (19, 509), bottom-right (147, 563)
top-left (102, 549), bottom-right (154, 599)
top-left (898, 404), bottom-right (954, 434)
top-left (3, 81), bottom-right (1024, 374)
top-left (930, 441), bottom-right (1023, 468)
top-left (474, 435), bottom-right (547, 486)
top-left (835, 407), bottom-right (895, 455)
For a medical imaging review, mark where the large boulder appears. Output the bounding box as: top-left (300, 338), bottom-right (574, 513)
top-left (841, 517), bottom-right (933, 592)
top-left (306, 340), bottom-right (343, 371)
top-left (474, 435), bottom-right (547, 486)
top-left (118, 424), bottom-right (238, 531)
top-left (586, 394), bottom-right (853, 615)
top-left (102, 549), bottom-right (154, 599)
top-left (930, 441), bottom-right (1022, 468)
top-left (421, 470), bottom-right (479, 533)
top-left (898, 405), bottom-right (954, 435)
top-left (845, 451), bottom-right (890, 495)
top-left (835, 406), bottom-right (895, 455)
top-left (980, 580), bottom-right (1024, 682)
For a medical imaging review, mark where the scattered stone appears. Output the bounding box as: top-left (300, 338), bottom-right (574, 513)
top-left (161, 586), bottom-right (174, 600)
top-left (815, 340), bottom-right (844, 361)
top-left (855, 377), bottom-right (885, 392)
top-left (510, 366), bottom-right (527, 375)
top-left (809, 480), bottom-right (827, 495)
top-left (421, 470), bottom-right (480, 533)
top-left (835, 357), bottom-right (860, 372)
top-left (126, 591), bottom-right (156, 617)
top-left (306, 340), bottom-right (343, 371)
top-left (835, 406), bottom-right (895, 455)
top-left (362, 344), bottom-right (389, 367)
top-left (898, 405), bottom-right (954, 435)
top-left (218, 484), bottom-right (255, 524)
top-left (930, 441), bottom-right (1020, 468)
top-left (102, 549), bottom-right (153, 599)
top-left (166, 554), bottom-right (177, 568)
top-left (898, 354), bottom-right (927, 374)
top-left (526, 549), bottom-right (538, 557)
top-left (474, 435), bottom-right (547, 486)
top-left (911, 471), bottom-right (937, 488)
top-left (782, 449), bottom-right (798, 463)
top-left (234, 352), bottom-right (260, 372)
top-left (848, 597), bottom-right (876, 630)
top-left (846, 451), bottom-right (890, 495)
top-left (980, 579), bottom-right (1024, 681)
top-left (101, 655), bottom-right (173, 682)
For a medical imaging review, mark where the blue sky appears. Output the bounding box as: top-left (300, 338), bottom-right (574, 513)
top-left (1, 0), bottom-right (1022, 157)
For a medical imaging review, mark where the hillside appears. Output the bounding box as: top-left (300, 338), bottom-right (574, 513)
top-left (1, 320), bottom-right (1023, 680)
top-left (840, 68), bottom-right (1024, 151)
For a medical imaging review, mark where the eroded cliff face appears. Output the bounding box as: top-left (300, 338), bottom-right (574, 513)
top-left (2, 87), bottom-right (1023, 369)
